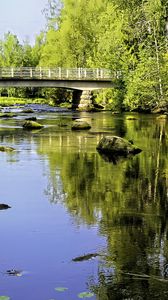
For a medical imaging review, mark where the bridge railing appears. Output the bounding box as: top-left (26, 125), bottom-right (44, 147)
top-left (0, 67), bottom-right (122, 81)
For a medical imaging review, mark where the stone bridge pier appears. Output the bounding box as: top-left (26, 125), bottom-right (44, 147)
top-left (72, 90), bottom-right (94, 110)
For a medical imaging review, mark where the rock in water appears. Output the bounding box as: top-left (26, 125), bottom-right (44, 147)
top-left (97, 136), bottom-right (142, 156)
top-left (23, 120), bottom-right (44, 130)
top-left (72, 253), bottom-right (99, 262)
top-left (0, 146), bottom-right (15, 152)
top-left (6, 269), bottom-right (22, 276)
top-left (71, 120), bottom-right (91, 130)
top-left (22, 108), bottom-right (34, 113)
top-left (0, 204), bottom-right (11, 210)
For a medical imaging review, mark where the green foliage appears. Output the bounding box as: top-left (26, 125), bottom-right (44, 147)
top-left (40, 0), bottom-right (107, 67)
top-left (0, 32), bottom-right (23, 67)
top-left (41, 87), bottom-right (72, 104)
top-left (39, 0), bottom-right (168, 109)
top-left (124, 52), bottom-right (161, 111)
top-left (95, 87), bottom-right (124, 111)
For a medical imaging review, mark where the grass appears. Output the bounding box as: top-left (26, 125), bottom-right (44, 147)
top-left (0, 97), bottom-right (54, 107)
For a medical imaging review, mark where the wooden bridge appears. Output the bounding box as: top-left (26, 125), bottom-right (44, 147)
top-left (0, 67), bottom-right (122, 109)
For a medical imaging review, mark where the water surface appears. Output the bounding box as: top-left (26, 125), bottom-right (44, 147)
top-left (0, 108), bottom-right (168, 299)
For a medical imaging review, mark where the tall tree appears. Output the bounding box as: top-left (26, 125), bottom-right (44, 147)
top-left (40, 0), bottom-right (107, 67)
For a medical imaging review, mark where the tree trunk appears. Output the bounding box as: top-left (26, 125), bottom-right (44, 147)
top-left (153, 25), bottom-right (164, 102)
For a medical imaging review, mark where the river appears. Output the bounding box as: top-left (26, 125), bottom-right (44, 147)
top-left (0, 106), bottom-right (168, 300)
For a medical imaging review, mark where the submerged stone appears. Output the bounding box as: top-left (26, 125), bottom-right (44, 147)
top-left (23, 120), bottom-right (44, 130)
top-left (97, 136), bottom-right (142, 156)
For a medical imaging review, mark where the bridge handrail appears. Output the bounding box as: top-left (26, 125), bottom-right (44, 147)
top-left (0, 67), bottom-right (122, 81)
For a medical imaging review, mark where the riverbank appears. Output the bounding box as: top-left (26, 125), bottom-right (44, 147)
top-left (0, 96), bottom-right (167, 114)
top-left (0, 97), bottom-right (54, 107)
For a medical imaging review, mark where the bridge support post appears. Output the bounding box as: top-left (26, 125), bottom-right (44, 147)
top-left (78, 90), bottom-right (94, 111)
top-left (72, 90), bottom-right (94, 111)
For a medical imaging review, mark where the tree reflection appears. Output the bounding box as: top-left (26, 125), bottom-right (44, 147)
top-left (38, 114), bottom-right (168, 298)
top-left (44, 168), bottom-right (67, 203)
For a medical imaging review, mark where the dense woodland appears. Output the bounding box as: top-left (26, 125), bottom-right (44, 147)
top-left (0, 0), bottom-right (168, 111)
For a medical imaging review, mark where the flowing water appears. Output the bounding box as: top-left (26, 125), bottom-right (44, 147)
top-left (0, 106), bottom-right (168, 300)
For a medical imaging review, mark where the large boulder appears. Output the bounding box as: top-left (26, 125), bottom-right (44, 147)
top-left (23, 120), bottom-right (44, 130)
top-left (97, 136), bottom-right (142, 156)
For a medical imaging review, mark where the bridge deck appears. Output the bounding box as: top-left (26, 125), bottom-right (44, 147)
top-left (0, 67), bottom-right (120, 81)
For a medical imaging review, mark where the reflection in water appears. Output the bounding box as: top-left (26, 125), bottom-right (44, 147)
top-left (45, 168), bottom-right (67, 203)
top-left (1, 112), bottom-right (168, 299)
top-left (37, 114), bottom-right (168, 298)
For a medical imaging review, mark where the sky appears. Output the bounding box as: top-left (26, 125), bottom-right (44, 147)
top-left (0, 0), bottom-right (47, 45)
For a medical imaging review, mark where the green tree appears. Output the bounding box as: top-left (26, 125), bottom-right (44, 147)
top-left (40, 0), bottom-right (107, 67)
top-left (0, 32), bottom-right (23, 67)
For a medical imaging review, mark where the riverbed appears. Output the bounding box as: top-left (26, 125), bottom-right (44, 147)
top-left (0, 106), bottom-right (168, 300)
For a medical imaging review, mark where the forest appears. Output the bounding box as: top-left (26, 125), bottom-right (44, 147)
top-left (0, 0), bottom-right (168, 112)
